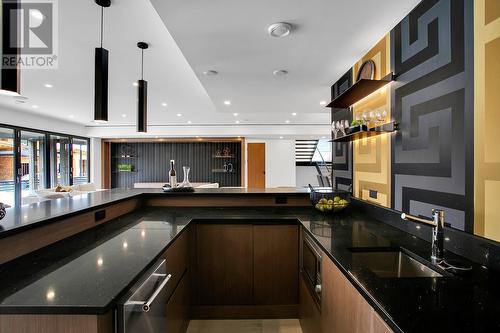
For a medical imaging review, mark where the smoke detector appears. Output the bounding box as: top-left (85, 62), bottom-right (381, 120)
top-left (268, 22), bottom-right (292, 38)
top-left (203, 70), bottom-right (218, 76)
top-left (273, 70), bottom-right (289, 76)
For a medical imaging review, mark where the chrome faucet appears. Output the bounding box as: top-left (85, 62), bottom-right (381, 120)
top-left (401, 209), bottom-right (445, 262)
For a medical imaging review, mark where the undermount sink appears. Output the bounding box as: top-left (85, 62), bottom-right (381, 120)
top-left (348, 247), bottom-right (445, 278)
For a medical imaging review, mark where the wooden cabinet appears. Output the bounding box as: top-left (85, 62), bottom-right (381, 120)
top-left (163, 228), bottom-right (190, 333)
top-left (166, 272), bottom-right (190, 333)
top-left (299, 274), bottom-right (322, 333)
top-left (193, 223), bottom-right (299, 318)
top-left (321, 255), bottom-right (393, 333)
top-left (253, 225), bottom-right (299, 305)
top-left (196, 224), bottom-right (254, 305)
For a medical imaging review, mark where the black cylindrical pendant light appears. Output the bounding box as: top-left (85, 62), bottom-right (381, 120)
top-left (94, 0), bottom-right (111, 123)
top-left (1, 0), bottom-right (21, 96)
top-left (137, 42), bottom-right (149, 133)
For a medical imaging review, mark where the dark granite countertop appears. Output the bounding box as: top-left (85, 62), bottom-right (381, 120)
top-left (0, 206), bottom-right (499, 333)
top-left (0, 187), bottom-right (310, 239)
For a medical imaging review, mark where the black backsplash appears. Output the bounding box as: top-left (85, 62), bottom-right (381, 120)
top-left (351, 198), bottom-right (500, 272)
top-left (111, 141), bottom-right (241, 188)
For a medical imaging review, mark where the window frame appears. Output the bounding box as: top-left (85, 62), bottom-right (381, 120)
top-left (0, 123), bottom-right (91, 206)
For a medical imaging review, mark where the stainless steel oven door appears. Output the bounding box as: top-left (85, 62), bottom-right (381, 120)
top-left (117, 259), bottom-right (172, 333)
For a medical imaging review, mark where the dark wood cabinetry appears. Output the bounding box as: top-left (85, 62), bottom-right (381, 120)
top-left (196, 224), bottom-right (254, 305)
top-left (253, 225), bottom-right (299, 305)
top-left (163, 229), bottom-right (190, 333)
top-left (299, 274), bottom-right (322, 333)
top-left (321, 254), bottom-right (393, 333)
top-left (193, 223), bottom-right (299, 318)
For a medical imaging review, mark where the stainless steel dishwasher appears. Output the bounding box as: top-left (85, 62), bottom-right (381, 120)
top-left (117, 259), bottom-right (172, 333)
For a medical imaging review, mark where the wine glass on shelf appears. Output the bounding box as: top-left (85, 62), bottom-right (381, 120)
top-left (339, 121), bottom-right (346, 136)
top-left (375, 110), bottom-right (382, 127)
top-left (332, 121), bottom-right (338, 139)
top-left (382, 110), bottom-right (388, 123)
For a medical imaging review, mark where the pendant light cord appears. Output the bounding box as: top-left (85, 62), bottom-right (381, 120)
top-left (100, 6), bottom-right (104, 48)
top-left (141, 49), bottom-right (144, 80)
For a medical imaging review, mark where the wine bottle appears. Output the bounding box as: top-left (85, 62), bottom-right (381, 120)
top-left (169, 160), bottom-right (177, 187)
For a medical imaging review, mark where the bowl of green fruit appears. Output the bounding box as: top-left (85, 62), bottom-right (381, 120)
top-left (309, 185), bottom-right (350, 214)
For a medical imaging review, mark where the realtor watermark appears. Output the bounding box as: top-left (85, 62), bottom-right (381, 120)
top-left (2, 0), bottom-right (58, 69)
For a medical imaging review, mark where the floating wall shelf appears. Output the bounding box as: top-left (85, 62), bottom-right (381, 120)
top-left (331, 122), bottom-right (399, 142)
top-left (326, 73), bottom-right (395, 109)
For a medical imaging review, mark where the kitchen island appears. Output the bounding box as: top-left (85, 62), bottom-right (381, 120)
top-left (0, 189), bottom-right (499, 333)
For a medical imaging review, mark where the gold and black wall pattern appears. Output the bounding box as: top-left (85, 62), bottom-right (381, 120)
top-left (352, 35), bottom-right (392, 207)
top-left (474, 0), bottom-right (500, 241)
top-left (331, 69), bottom-right (353, 192)
top-left (390, 0), bottom-right (474, 232)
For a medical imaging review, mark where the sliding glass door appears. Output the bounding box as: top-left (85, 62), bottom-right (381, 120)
top-left (72, 138), bottom-right (89, 185)
top-left (50, 135), bottom-right (71, 187)
top-left (0, 128), bottom-right (15, 207)
top-left (20, 131), bottom-right (46, 203)
top-left (0, 124), bottom-right (90, 206)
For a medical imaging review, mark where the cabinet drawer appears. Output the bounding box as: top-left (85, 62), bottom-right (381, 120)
top-left (162, 229), bottom-right (189, 300)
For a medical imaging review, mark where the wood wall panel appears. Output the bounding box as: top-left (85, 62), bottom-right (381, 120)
top-left (0, 198), bottom-right (140, 264)
top-left (0, 312), bottom-right (112, 333)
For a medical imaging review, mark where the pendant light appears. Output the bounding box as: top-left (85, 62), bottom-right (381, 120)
top-left (0, 0), bottom-right (21, 96)
top-left (137, 42), bottom-right (148, 133)
top-left (94, 0), bottom-right (111, 123)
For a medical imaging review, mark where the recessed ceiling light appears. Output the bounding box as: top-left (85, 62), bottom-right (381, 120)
top-left (187, 120), bottom-right (192, 124)
top-left (235, 120), bottom-right (240, 124)
top-left (279, 136), bottom-right (284, 139)
top-left (176, 113), bottom-right (182, 117)
top-left (224, 100), bottom-right (231, 105)
top-left (292, 112), bottom-right (297, 116)
top-left (320, 101), bottom-right (327, 106)
top-left (285, 120), bottom-right (290, 123)
top-left (268, 22), bottom-right (292, 38)
top-left (203, 70), bottom-right (218, 76)
top-left (273, 69), bottom-right (288, 76)
top-left (44, 83), bottom-right (53, 88)
top-left (132, 82), bottom-right (139, 87)
top-left (161, 102), bottom-right (167, 107)
top-left (121, 114), bottom-right (127, 118)
top-left (233, 113), bottom-right (238, 116)
top-left (68, 114), bottom-right (75, 119)
top-left (32, 105), bottom-right (39, 109)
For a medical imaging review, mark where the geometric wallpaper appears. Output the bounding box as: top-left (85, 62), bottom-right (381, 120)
top-left (331, 70), bottom-right (353, 192)
top-left (391, 0), bottom-right (474, 232)
top-left (352, 35), bottom-right (392, 208)
top-left (331, 0), bottom-right (485, 236)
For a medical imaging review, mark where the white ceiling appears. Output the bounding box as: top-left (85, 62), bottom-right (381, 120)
top-left (0, 0), bottom-right (419, 138)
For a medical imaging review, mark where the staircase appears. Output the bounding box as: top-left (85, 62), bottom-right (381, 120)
top-left (295, 140), bottom-right (332, 187)
top-left (295, 140), bottom-right (318, 163)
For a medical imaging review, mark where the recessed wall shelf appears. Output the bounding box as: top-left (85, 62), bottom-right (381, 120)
top-left (326, 73), bottom-right (395, 109)
top-left (212, 155), bottom-right (236, 159)
top-left (331, 122), bottom-right (399, 142)
top-left (212, 169), bottom-right (236, 173)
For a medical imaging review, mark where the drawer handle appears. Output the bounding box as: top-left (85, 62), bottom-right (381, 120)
top-left (142, 273), bottom-right (172, 312)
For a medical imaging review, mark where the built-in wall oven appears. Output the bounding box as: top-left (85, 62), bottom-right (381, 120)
top-left (300, 230), bottom-right (322, 306)
top-left (117, 259), bottom-right (172, 333)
